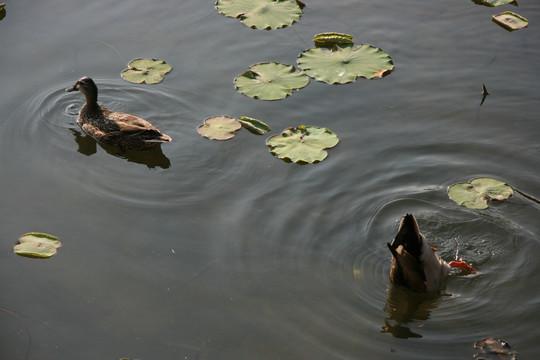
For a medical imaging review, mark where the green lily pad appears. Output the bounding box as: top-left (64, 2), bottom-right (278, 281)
top-left (238, 116), bottom-right (271, 135)
top-left (14, 233), bottom-right (61, 259)
top-left (314, 32), bottom-right (354, 49)
top-left (448, 177), bottom-right (514, 209)
top-left (198, 116), bottom-right (242, 140)
top-left (216, 0), bottom-right (303, 30)
top-left (121, 58), bottom-right (172, 84)
top-left (266, 125), bottom-right (339, 163)
top-left (0, 4), bottom-right (6, 21)
top-left (297, 44), bottom-right (394, 84)
top-left (471, 0), bottom-right (515, 7)
top-left (492, 11), bottom-right (528, 31)
top-left (234, 62), bottom-right (309, 100)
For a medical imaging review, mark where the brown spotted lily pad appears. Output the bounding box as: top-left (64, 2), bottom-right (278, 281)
top-left (492, 11), bottom-right (528, 31)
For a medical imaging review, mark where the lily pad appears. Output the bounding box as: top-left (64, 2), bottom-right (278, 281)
top-left (298, 44), bottom-right (394, 84)
top-left (492, 11), bottom-right (528, 31)
top-left (471, 0), bottom-right (516, 6)
top-left (448, 177), bottom-right (513, 209)
top-left (198, 116), bottom-right (242, 140)
top-left (0, 4), bottom-right (6, 21)
top-left (314, 32), bottom-right (354, 49)
top-left (14, 233), bottom-right (61, 259)
top-left (121, 58), bottom-right (172, 84)
top-left (266, 125), bottom-right (339, 163)
top-left (216, 0), bottom-right (303, 30)
top-left (238, 116), bottom-right (271, 135)
top-left (234, 62), bottom-right (309, 100)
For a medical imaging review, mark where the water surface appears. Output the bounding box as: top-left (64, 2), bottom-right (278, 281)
top-left (1, 0), bottom-right (539, 359)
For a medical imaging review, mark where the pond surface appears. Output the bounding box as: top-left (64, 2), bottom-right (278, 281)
top-left (1, 0), bottom-right (539, 359)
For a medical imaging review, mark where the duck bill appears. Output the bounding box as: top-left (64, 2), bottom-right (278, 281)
top-left (65, 85), bottom-right (77, 92)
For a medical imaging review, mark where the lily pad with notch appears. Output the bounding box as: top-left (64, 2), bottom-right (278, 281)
top-left (234, 62), bottom-right (309, 100)
top-left (448, 177), bottom-right (513, 209)
top-left (121, 58), bottom-right (172, 84)
top-left (197, 116), bottom-right (242, 140)
top-left (297, 33), bottom-right (394, 84)
top-left (266, 125), bottom-right (339, 164)
top-left (216, 0), bottom-right (303, 30)
top-left (14, 232), bottom-right (61, 259)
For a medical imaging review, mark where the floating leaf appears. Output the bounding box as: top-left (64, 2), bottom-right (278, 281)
top-left (314, 32), bottom-right (354, 49)
top-left (197, 116), bottom-right (242, 140)
top-left (234, 62), bottom-right (309, 100)
top-left (474, 338), bottom-right (517, 360)
top-left (238, 116), bottom-right (271, 135)
top-left (492, 11), bottom-right (528, 31)
top-left (216, 0), bottom-right (302, 30)
top-left (266, 125), bottom-right (339, 163)
top-left (0, 3), bottom-right (6, 21)
top-left (471, 0), bottom-right (516, 7)
top-left (297, 45), bottom-right (394, 84)
top-left (14, 233), bottom-right (61, 259)
top-left (448, 177), bottom-right (513, 209)
top-left (121, 58), bottom-right (172, 84)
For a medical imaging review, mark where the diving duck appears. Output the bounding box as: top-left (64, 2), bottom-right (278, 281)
top-left (66, 77), bottom-right (171, 151)
top-left (387, 213), bottom-right (474, 293)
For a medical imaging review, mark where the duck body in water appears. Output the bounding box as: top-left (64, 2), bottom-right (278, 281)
top-left (387, 213), bottom-right (474, 293)
top-left (66, 77), bottom-right (171, 151)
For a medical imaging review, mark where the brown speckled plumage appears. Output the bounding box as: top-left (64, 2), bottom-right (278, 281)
top-left (66, 77), bottom-right (171, 151)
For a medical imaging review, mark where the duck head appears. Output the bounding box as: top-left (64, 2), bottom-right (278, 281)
top-left (387, 213), bottom-right (451, 293)
top-left (66, 76), bottom-right (98, 103)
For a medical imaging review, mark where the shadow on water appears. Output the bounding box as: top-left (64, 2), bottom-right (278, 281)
top-left (70, 129), bottom-right (171, 169)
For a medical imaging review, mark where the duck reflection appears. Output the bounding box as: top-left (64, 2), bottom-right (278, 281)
top-left (71, 129), bottom-right (171, 169)
top-left (382, 284), bottom-right (444, 338)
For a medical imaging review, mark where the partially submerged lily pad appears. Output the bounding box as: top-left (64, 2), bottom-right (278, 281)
top-left (492, 11), bottom-right (528, 31)
top-left (14, 232), bottom-right (61, 259)
top-left (238, 116), bottom-right (271, 135)
top-left (474, 338), bottom-right (517, 360)
top-left (216, 0), bottom-right (303, 30)
top-left (448, 177), bottom-right (513, 209)
top-left (297, 44), bottom-right (394, 84)
top-left (266, 125), bottom-right (339, 163)
top-left (121, 58), bottom-right (172, 84)
top-left (234, 62), bottom-right (309, 100)
top-left (198, 116), bottom-right (242, 140)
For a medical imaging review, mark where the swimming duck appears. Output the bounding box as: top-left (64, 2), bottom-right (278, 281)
top-left (387, 213), bottom-right (474, 292)
top-left (66, 77), bottom-right (171, 151)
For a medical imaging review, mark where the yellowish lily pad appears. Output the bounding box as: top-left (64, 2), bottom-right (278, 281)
top-left (492, 11), bottom-right (528, 31)
top-left (448, 177), bottom-right (513, 209)
top-left (121, 58), bottom-right (172, 84)
top-left (198, 116), bottom-right (242, 140)
top-left (14, 233), bottom-right (61, 259)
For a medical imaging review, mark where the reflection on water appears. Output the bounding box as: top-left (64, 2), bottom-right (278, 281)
top-left (70, 129), bottom-right (171, 169)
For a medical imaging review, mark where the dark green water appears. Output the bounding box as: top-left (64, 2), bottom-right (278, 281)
top-left (1, 0), bottom-right (539, 359)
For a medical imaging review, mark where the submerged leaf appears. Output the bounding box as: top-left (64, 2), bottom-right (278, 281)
top-left (266, 125), bottom-right (339, 163)
top-left (492, 11), bottom-right (528, 31)
top-left (448, 177), bottom-right (513, 209)
top-left (197, 116), bottom-right (242, 140)
top-left (297, 45), bottom-right (394, 84)
top-left (121, 58), bottom-right (172, 84)
top-left (14, 233), bottom-right (61, 259)
top-left (234, 62), bottom-right (309, 100)
top-left (238, 116), bottom-right (271, 135)
top-left (216, 0), bottom-right (303, 30)
top-left (474, 338), bottom-right (517, 360)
